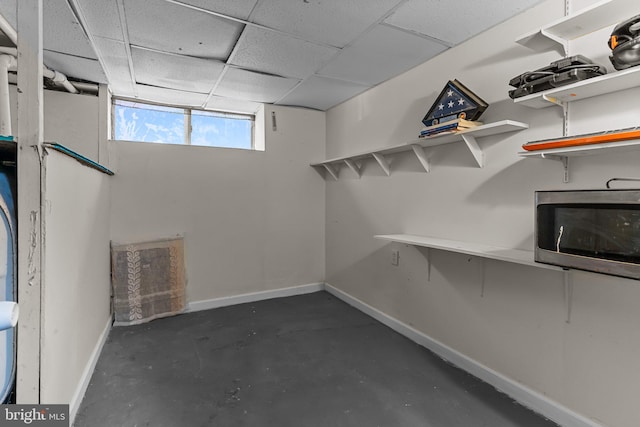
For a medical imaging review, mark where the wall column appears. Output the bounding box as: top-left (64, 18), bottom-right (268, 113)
top-left (16, 0), bottom-right (44, 404)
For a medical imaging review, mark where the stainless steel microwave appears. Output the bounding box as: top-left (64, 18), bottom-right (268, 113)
top-left (535, 189), bottom-right (640, 279)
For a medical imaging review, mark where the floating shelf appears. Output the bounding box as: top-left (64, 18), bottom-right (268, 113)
top-left (513, 66), bottom-right (640, 109)
top-left (311, 120), bottom-right (528, 180)
top-left (516, 0), bottom-right (638, 55)
top-left (374, 234), bottom-right (563, 271)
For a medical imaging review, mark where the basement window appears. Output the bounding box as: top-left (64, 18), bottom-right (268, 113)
top-left (113, 99), bottom-right (254, 150)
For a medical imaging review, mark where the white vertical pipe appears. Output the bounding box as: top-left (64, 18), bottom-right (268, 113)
top-left (0, 54), bottom-right (16, 137)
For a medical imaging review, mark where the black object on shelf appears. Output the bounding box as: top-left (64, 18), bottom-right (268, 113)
top-left (508, 55), bottom-right (607, 99)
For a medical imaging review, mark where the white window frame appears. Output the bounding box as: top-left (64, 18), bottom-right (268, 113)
top-left (112, 98), bottom-right (256, 150)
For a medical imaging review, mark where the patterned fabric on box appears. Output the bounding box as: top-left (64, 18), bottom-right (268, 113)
top-left (111, 237), bottom-right (186, 326)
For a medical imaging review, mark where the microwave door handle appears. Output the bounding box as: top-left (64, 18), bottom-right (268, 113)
top-left (556, 225), bottom-right (564, 253)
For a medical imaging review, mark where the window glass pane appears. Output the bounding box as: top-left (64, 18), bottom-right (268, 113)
top-left (191, 110), bottom-right (253, 149)
top-left (114, 100), bottom-right (185, 145)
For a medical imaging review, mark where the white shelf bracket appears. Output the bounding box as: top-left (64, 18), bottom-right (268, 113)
top-left (563, 269), bottom-right (573, 324)
top-left (410, 144), bottom-right (431, 172)
top-left (542, 94), bottom-right (568, 114)
top-left (540, 28), bottom-right (568, 56)
top-left (460, 134), bottom-right (484, 168)
top-left (322, 163), bottom-right (339, 180)
top-left (343, 159), bottom-right (361, 178)
top-left (372, 152), bottom-right (391, 176)
top-left (541, 154), bottom-right (570, 183)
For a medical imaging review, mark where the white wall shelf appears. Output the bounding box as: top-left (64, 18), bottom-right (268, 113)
top-left (514, 0), bottom-right (640, 110)
top-left (513, 66), bottom-right (640, 109)
top-left (519, 138), bottom-right (640, 158)
top-left (375, 234), bottom-right (574, 322)
top-left (516, 0), bottom-right (637, 56)
top-left (374, 234), bottom-right (563, 271)
top-left (311, 120), bottom-right (528, 180)
top-left (518, 138), bottom-right (640, 182)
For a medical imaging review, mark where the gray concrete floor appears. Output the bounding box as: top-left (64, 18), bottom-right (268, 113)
top-left (75, 292), bottom-right (558, 427)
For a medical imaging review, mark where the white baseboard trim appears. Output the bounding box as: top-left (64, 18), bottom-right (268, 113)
top-left (324, 283), bottom-right (601, 427)
top-left (69, 316), bottom-right (112, 425)
top-left (65, 283), bottom-right (600, 427)
top-left (187, 282), bottom-right (325, 313)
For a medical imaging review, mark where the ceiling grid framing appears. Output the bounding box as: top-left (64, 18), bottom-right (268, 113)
top-left (0, 0), bottom-right (548, 112)
top-left (115, 0), bottom-right (137, 97)
top-left (271, 0), bottom-right (411, 106)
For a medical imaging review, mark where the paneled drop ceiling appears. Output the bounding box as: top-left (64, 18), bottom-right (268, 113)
top-left (0, 0), bottom-right (544, 113)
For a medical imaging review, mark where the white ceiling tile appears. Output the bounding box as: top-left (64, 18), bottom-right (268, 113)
top-left (215, 68), bottom-right (300, 103)
top-left (205, 96), bottom-right (262, 114)
top-left (2, 0), bottom-right (549, 112)
top-left (250, 0), bottom-right (404, 48)
top-left (124, 0), bottom-right (243, 59)
top-left (44, 0), bottom-right (97, 59)
top-left (385, 0), bottom-right (544, 45)
top-left (277, 75), bottom-right (369, 111)
top-left (93, 37), bottom-right (129, 69)
top-left (93, 37), bottom-right (133, 92)
top-left (0, 1), bottom-right (98, 56)
top-left (0, 0), bottom-right (100, 57)
top-left (173, 0), bottom-right (259, 20)
top-left (109, 80), bottom-right (137, 99)
top-left (75, 0), bottom-right (124, 41)
top-left (132, 47), bottom-right (224, 94)
top-left (318, 24), bottom-right (448, 86)
top-left (229, 26), bottom-right (338, 79)
top-left (132, 84), bottom-right (209, 107)
top-left (43, 50), bottom-right (107, 83)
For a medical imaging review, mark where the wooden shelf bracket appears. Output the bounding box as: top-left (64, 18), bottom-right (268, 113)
top-left (322, 163), bottom-right (339, 180)
top-left (461, 134), bottom-right (484, 168)
top-left (410, 144), bottom-right (431, 172)
top-left (372, 152), bottom-right (391, 176)
top-left (343, 159), bottom-right (361, 178)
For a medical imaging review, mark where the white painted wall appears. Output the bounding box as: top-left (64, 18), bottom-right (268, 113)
top-left (325, 1), bottom-right (640, 426)
top-left (109, 104), bottom-right (325, 304)
top-left (9, 86), bottom-right (101, 161)
top-left (9, 85), bottom-right (110, 418)
top-left (40, 150), bottom-right (111, 412)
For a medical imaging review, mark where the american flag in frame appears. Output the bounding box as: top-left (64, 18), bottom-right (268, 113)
top-left (421, 80), bottom-right (488, 127)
